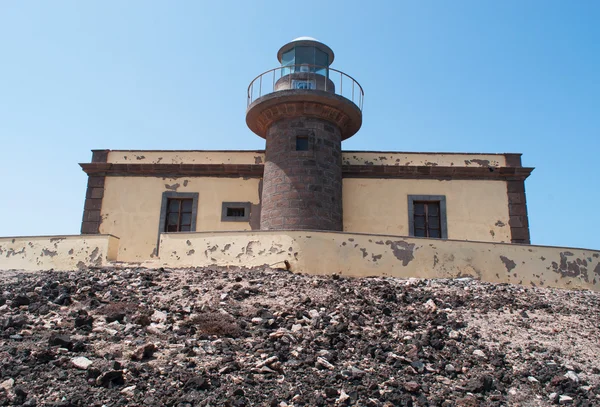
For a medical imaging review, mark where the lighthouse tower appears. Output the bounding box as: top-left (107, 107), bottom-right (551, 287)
top-left (246, 37), bottom-right (363, 231)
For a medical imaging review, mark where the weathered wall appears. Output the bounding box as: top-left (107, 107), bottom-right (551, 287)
top-left (158, 231), bottom-right (600, 291)
top-left (342, 152), bottom-right (510, 167)
top-left (106, 151), bottom-right (265, 165)
top-left (0, 235), bottom-right (119, 271)
top-left (100, 177), bottom-right (261, 262)
top-left (102, 150), bottom-right (517, 168)
top-left (342, 179), bottom-right (511, 242)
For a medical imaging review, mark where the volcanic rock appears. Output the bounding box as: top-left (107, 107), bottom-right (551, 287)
top-left (0, 265), bottom-right (598, 406)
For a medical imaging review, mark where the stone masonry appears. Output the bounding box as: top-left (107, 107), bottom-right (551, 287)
top-left (260, 117), bottom-right (343, 231)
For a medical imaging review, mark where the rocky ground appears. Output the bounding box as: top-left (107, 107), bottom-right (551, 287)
top-left (0, 266), bottom-right (599, 407)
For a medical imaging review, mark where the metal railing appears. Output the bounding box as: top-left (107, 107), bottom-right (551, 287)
top-left (247, 64), bottom-right (364, 111)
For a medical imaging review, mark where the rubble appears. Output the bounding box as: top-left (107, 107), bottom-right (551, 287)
top-left (0, 265), bottom-right (599, 406)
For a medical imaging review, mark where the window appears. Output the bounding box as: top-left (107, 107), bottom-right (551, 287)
top-left (413, 201), bottom-right (441, 237)
top-left (158, 192), bottom-right (198, 234)
top-left (296, 135), bottom-right (309, 151)
top-left (221, 202), bottom-right (251, 222)
top-left (408, 195), bottom-right (448, 239)
top-left (165, 198), bottom-right (193, 232)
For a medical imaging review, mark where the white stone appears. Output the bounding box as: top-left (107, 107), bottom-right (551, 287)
top-left (72, 356), bottom-right (93, 370)
top-left (291, 324), bottom-right (303, 332)
top-left (0, 378), bottom-right (14, 391)
top-left (527, 376), bottom-right (539, 383)
top-left (151, 310), bottom-right (167, 323)
top-left (448, 331), bottom-right (460, 339)
top-left (146, 323), bottom-right (166, 335)
top-left (316, 357), bottom-right (334, 370)
top-left (256, 356), bottom-right (279, 368)
top-left (251, 317), bottom-right (263, 325)
top-left (338, 390), bottom-right (350, 403)
top-left (473, 350), bottom-right (486, 358)
top-left (445, 364), bottom-right (455, 373)
top-left (425, 299), bottom-right (437, 312)
top-left (564, 370), bottom-right (579, 383)
top-left (121, 385), bottom-right (136, 397)
top-left (549, 393), bottom-right (558, 400)
top-left (559, 395), bottom-right (573, 405)
top-left (308, 309), bottom-right (320, 319)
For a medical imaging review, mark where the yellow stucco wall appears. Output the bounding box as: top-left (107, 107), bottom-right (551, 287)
top-left (341, 152), bottom-right (506, 167)
top-left (98, 176), bottom-right (510, 262)
top-left (99, 176), bottom-right (261, 262)
top-left (0, 235), bottom-right (119, 271)
top-left (106, 151), bottom-right (265, 165)
top-left (342, 179), bottom-right (511, 242)
top-left (158, 231), bottom-right (600, 291)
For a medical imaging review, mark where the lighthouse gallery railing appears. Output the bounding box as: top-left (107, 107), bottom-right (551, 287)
top-left (247, 64), bottom-right (364, 111)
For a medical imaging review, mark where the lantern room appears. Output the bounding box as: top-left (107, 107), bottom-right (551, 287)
top-left (277, 36), bottom-right (334, 76)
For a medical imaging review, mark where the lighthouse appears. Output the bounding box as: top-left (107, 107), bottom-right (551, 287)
top-left (246, 37), bottom-right (364, 231)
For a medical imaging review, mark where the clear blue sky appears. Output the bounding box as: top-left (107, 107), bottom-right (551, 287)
top-left (1, 1), bottom-right (598, 249)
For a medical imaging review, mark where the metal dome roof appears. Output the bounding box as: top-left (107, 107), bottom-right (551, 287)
top-left (290, 36), bottom-right (320, 42)
top-left (277, 37), bottom-right (335, 65)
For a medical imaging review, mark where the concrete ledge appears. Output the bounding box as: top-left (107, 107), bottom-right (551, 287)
top-left (0, 235), bottom-right (119, 271)
top-left (158, 231), bottom-right (600, 291)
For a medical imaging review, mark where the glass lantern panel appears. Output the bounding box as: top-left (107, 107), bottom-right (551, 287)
top-left (281, 49), bottom-right (295, 76)
top-left (282, 49), bottom-right (295, 66)
top-left (315, 49), bottom-right (329, 76)
top-left (295, 46), bottom-right (316, 71)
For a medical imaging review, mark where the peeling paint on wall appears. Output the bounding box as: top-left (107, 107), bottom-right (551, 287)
top-left (551, 251), bottom-right (590, 282)
top-left (0, 235), bottom-right (118, 271)
top-left (385, 240), bottom-right (415, 266)
top-left (164, 183), bottom-right (180, 191)
top-left (158, 231), bottom-right (600, 291)
top-left (465, 159), bottom-right (491, 167)
top-left (500, 256), bottom-right (516, 272)
top-left (41, 249), bottom-right (58, 257)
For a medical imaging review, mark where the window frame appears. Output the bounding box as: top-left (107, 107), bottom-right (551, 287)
top-left (159, 192), bottom-right (199, 234)
top-left (407, 195), bottom-right (448, 239)
top-left (221, 202), bottom-right (251, 222)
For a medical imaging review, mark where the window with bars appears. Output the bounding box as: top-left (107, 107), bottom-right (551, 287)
top-left (408, 195), bottom-right (448, 239)
top-left (164, 198), bottom-right (193, 232)
top-left (221, 202), bottom-right (251, 222)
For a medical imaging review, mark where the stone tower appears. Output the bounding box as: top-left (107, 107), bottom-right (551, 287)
top-left (246, 37), bottom-right (363, 230)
